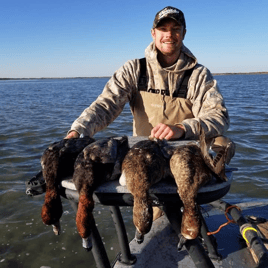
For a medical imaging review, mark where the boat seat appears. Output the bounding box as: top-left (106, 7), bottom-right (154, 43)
top-left (60, 136), bottom-right (233, 207)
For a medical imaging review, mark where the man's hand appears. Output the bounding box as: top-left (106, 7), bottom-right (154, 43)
top-left (65, 131), bottom-right (79, 139)
top-left (150, 123), bottom-right (185, 140)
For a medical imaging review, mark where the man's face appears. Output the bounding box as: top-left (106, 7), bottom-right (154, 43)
top-left (151, 18), bottom-right (186, 57)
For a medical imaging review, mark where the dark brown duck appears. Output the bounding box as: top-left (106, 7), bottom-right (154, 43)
top-left (41, 137), bottom-right (95, 235)
top-left (73, 136), bottom-right (129, 250)
top-left (122, 138), bottom-right (170, 243)
top-left (170, 124), bottom-right (229, 240)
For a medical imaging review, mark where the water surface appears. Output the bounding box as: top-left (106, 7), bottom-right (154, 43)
top-left (0, 75), bottom-right (268, 267)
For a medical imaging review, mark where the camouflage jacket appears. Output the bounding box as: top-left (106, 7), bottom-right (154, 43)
top-left (69, 42), bottom-right (230, 140)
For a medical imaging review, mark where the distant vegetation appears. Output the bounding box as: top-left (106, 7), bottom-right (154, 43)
top-left (213, 72), bottom-right (268, 76)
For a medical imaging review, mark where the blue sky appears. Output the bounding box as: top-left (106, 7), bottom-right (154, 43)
top-left (1, 0), bottom-right (268, 78)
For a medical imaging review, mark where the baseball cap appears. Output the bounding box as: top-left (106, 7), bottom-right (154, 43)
top-left (153, 6), bottom-right (186, 29)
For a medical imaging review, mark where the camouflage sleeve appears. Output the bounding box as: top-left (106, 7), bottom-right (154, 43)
top-left (69, 59), bottom-right (140, 137)
top-left (182, 65), bottom-right (230, 140)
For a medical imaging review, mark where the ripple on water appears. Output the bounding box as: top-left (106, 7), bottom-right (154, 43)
top-left (1, 76), bottom-right (268, 268)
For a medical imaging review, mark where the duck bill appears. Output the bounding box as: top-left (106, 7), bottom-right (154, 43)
top-left (82, 234), bottom-right (93, 251)
top-left (52, 220), bottom-right (61, 235)
top-left (135, 229), bottom-right (144, 244)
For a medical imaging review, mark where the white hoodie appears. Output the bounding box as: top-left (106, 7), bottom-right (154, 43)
top-left (69, 42), bottom-right (230, 140)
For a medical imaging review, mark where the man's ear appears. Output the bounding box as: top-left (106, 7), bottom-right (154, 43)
top-left (183, 28), bottom-right (187, 40)
top-left (151, 28), bottom-right (156, 40)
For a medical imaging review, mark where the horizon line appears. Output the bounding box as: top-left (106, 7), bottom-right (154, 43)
top-left (1, 71), bottom-right (268, 80)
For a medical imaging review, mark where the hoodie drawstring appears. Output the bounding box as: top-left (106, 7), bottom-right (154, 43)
top-left (162, 94), bottom-right (168, 119)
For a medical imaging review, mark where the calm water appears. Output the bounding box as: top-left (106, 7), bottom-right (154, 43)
top-left (0, 75), bottom-right (268, 268)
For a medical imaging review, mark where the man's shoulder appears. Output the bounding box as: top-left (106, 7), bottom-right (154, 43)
top-left (187, 64), bottom-right (214, 86)
top-left (118, 58), bottom-right (140, 72)
top-left (192, 64), bottom-right (212, 77)
top-left (112, 59), bottom-right (141, 80)
top-left (124, 58), bottom-right (141, 66)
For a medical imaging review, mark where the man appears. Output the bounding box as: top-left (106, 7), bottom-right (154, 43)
top-left (66, 6), bottom-right (233, 147)
top-left (66, 6), bottom-right (235, 233)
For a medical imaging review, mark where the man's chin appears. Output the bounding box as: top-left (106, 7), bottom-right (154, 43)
top-left (161, 50), bottom-right (178, 57)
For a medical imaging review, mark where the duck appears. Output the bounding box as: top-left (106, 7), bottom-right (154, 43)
top-left (73, 136), bottom-right (129, 250)
top-left (41, 137), bottom-right (95, 235)
top-left (122, 138), bottom-right (170, 243)
top-left (169, 123), bottom-right (228, 241)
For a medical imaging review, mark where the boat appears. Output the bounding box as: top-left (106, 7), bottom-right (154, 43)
top-left (25, 137), bottom-right (268, 268)
top-left (113, 200), bottom-right (268, 268)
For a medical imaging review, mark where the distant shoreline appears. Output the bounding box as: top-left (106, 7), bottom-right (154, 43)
top-left (1, 72), bottom-right (268, 80)
top-left (0, 76), bottom-right (111, 80)
top-left (213, 72), bottom-right (268, 76)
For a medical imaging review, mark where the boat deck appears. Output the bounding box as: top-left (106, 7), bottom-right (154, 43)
top-left (114, 202), bottom-right (268, 268)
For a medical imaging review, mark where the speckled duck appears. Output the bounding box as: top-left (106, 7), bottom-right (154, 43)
top-left (122, 138), bottom-right (171, 243)
top-left (170, 124), bottom-right (228, 240)
top-left (41, 137), bottom-right (95, 235)
top-left (72, 136), bottom-right (129, 250)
